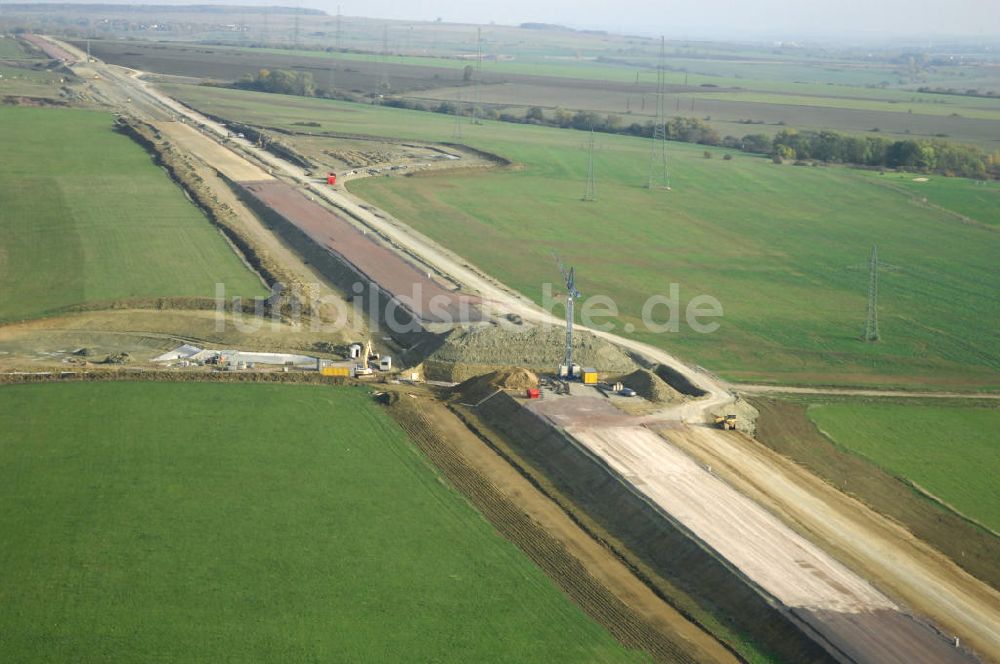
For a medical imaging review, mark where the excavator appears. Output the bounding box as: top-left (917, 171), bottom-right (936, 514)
top-left (714, 414), bottom-right (738, 431)
top-left (354, 339), bottom-right (378, 377)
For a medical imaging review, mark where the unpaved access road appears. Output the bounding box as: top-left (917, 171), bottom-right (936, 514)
top-left (735, 384), bottom-right (1000, 400)
top-left (665, 424), bottom-right (1000, 660)
top-left (565, 424), bottom-right (975, 664)
top-left (154, 120), bottom-right (272, 182)
top-left (239, 180), bottom-right (481, 323)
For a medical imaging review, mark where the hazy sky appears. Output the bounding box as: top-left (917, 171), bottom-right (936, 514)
top-left (322, 0), bottom-right (999, 39)
top-left (34, 0), bottom-right (1000, 39)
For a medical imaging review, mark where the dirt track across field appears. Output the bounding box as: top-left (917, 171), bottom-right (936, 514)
top-left (736, 384), bottom-right (1000, 400)
top-left (238, 180), bottom-right (481, 324)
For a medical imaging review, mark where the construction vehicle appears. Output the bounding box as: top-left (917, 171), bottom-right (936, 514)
top-left (714, 414), bottom-right (738, 431)
top-left (354, 339), bottom-right (379, 377)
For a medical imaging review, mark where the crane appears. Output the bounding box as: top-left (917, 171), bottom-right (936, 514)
top-left (553, 253), bottom-right (581, 377)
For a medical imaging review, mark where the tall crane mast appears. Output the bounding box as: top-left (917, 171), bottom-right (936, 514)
top-left (554, 254), bottom-right (581, 376)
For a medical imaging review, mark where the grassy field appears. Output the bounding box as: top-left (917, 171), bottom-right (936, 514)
top-left (0, 63), bottom-right (67, 98)
top-left (0, 106), bottom-right (265, 321)
top-left (752, 397), bottom-right (1000, 590)
top-left (0, 35), bottom-right (32, 58)
top-left (0, 381), bottom-right (645, 662)
top-left (807, 402), bottom-right (1000, 532)
top-left (165, 84), bottom-right (1000, 388)
top-left (858, 171), bottom-right (1000, 227)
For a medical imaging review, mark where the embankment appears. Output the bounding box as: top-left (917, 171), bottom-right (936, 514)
top-left (458, 391), bottom-right (834, 664)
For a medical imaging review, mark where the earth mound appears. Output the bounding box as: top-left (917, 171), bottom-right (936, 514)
top-left (613, 369), bottom-right (684, 403)
top-left (423, 323), bottom-right (635, 382)
top-left (452, 367), bottom-right (540, 403)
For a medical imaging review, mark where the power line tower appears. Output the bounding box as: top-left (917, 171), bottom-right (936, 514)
top-left (864, 245), bottom-right (880, 342)
top-left (583, 130), bottom-right (597, 202)
top-left (647, 36), bottom-right (670, 190)
top-left (292, 1), bottom-right (301, 48)
top-left (553, 254), bottom-right (582, 376)
top-left (335, 4), bottom-right (342, 50)
top-left (452, 88), bottom-right (464, 139)
top-left (472, 27), bottom-right (484, 124)
top-left (378, 24), bottom-right (391, 94)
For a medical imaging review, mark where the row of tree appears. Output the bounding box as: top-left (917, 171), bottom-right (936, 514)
top-left (235, 69), bottom-right (316, 97)
top-left (224, 75), bottom-right (998, 179)
top-left (766, 129), bottom-right (997, 178)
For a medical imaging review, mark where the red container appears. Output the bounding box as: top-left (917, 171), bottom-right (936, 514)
top-left (526, 388), bottom-right (541, 399)
top-left (327, 173), bottom-right (337, 185)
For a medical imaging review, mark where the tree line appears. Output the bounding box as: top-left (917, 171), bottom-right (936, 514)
top-left (224, 72), bottom-right (999, 179)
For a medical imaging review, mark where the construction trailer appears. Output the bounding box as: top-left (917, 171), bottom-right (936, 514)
top-left (558, 363), bottom-right (582, 379)
top-left (320, 365), bottom-right (352, 377)
top-left (581, 368), bottom-right (599, 385)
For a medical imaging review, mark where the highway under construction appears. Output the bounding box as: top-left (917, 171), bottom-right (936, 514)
top-left (25, 34), bottom-right (1000, 664)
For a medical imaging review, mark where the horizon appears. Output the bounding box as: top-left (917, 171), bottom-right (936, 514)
top-left (5, 0), bottom-right (1000, 42)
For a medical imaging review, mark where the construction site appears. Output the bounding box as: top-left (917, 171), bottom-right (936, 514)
top-left (2, 29), bottom-right (999, 664)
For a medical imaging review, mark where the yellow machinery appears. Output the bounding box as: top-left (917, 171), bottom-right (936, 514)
top-left (581, 368), bottom-right (599, 385)
top-left (714, 414), bottom-right (738, 430)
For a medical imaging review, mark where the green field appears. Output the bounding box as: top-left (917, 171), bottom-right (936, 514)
top-left (0, 106), bottom-right (264, 321)
top-left (0, 381), bottom-right (644, 662)
top-left (164, 84), bottom-right (1000, 388)
top-left (807, 402), bottom-right (1000, 532)
top-left (0, 35), bottom-right (32, 58)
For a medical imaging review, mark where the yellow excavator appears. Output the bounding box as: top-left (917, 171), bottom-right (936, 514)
top-left (714, 414), bottom-right (738, 431)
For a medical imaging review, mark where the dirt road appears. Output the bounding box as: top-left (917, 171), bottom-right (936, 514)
top-left (154, 120), bottom-right (272, 182)
top-left (239, 180), bottom-right (481, 323)
top-left (735, 384), bottom-right (1000, 400)
top-left (666, 425), bottom-right (1000, 659)
top-left (565, 425), bottom-right (976, 664)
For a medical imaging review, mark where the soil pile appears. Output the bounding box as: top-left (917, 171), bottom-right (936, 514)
top-left (424, 324), bottom-right (635, 382)
top-left (614, 369), bottom-right (684, 404)
top-left (452, 367), bottom-right (540, 404)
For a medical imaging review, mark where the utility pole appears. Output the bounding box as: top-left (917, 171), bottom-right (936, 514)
top-left (647, 36), bottom-right (670, 190)
top-left (583, 130), bottom-right (597, 202)
top-left (864, 245), bottom-right (880, 342)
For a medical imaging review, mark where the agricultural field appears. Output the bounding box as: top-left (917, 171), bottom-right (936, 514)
top-left (80, 35), bottom-right (1000, 148)
top-left (164, 84), bottom-right (1000, 388)
top-left (0, 381), bottom-right (645, 662)
top-left (0, 106), bottom-right (265, 322)
top-left (807, 402), bottom-right (1000, 532)
top-left (0, 34), bottom-right (32, 58)
top-left (0, 63), bottom-right (68, 98)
